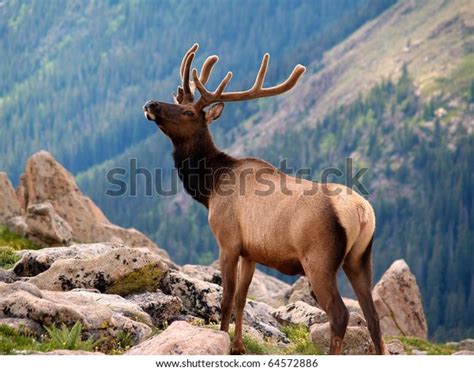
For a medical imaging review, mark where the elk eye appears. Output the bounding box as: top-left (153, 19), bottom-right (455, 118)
top-left (183, 111), bottom-right (194, 117)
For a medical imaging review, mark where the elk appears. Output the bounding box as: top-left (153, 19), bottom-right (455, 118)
top-left (143, 44), bottom-right (385, 355)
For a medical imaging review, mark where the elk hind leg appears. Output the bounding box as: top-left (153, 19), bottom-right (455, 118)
top-left (305, 267), bottom-right (349, 355)
top-left (343, 236), bottom-right (385, 354)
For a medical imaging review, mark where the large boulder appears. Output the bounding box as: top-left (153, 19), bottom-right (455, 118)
top-left (0, 172), bottom-right (22, 224)
top-left (183, 263), bottom-right (290, 307)
top-left (310, 322), bottom-right (374, 355)
top-left (126, 321), bottom-right (230, 355)
top-left (159, 270), bottom-right (222, 322)
top-left (14, 242), bottom-right (133, 277)
top-left (16, 151), bottom-right (169, 258)
top-left (23, 202), bottom-right (72, 247)
top-left (126, 291), bottom-right (183, 327)
top-left (27, 247), bottom-right (169, 296)
top-left (373, 259), bottom-right (428, 339)
top-left (0, 282), bottom-right (152, 346)
top-left (0, 268), bottom-right (17, 283)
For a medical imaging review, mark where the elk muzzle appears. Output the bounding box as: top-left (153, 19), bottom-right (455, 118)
top-left (143, 100), bottom-right (161, 121)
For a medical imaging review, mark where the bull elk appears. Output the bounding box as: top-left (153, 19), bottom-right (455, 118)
top-left (143, 43), bottom-right (385, 355)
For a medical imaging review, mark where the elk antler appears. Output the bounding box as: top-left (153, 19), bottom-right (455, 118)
top-left (174, 44), bottom-right (306, 109)
top-left (192, 53), bottom-right (306, 109)
top-left (174, 44), bottom-right (219, 104)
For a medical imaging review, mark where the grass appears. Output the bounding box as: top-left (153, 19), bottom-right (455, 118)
top-left (281, 325), bottom-right (323, 355)
top-left (0, 225), bottom-right (40, 269)
top-left (389, 336), bottom-right (457, 355)
top-left (0, 322), bottom-right (99, 355)
top-left (105, 262), bottom-right (165, 296)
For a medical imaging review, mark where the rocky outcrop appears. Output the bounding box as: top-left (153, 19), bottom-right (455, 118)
top-left (243, 300), bottom-right (289, 344)
top-left (28, 247), bottom-right (169, 296)
top-left (310, 322), bottom-right (374, 355)
top-left (386, 339), bottom-right (405, 355)
top-left (14, 242), bottom-right (132, 276)
top-left (160, 270), bottom-right (222, 322)
top-left (0, 268), bottom-right (16, 283)
top-left (126, 291), bottom-right (183, 326)
top-left (0, 282), bottom-right (152, 345)
top-left (15, 151), bottom-right (168, 258)
top-left (126, 321), bottom-right (230, 355)
top-left (373, 259), bottom-right (428, 339)
top-left (0, 172), bottom-right (22, 224)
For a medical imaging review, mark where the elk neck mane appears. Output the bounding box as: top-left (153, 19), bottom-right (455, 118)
top-left (171, 125), bottom-right (238, 207)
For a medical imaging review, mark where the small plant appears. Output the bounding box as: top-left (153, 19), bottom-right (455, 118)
top-left (44, 322), bottom-right (98, 351)
top-left (282, 324), bottom-right (323, 355)
top-left (0, 246), bottom-right (20, 269)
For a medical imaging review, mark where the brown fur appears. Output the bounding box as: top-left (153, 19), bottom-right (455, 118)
top-left (142, 45), bottom-right (385, 355)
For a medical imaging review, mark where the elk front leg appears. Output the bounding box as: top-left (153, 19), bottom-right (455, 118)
top-left (219, 250), bottom-right (239, 332)
top-left (232, 257), bottom-right (256, 355)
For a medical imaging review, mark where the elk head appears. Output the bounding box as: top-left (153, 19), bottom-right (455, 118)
top-left (143, 43), bottom-right (306, 142)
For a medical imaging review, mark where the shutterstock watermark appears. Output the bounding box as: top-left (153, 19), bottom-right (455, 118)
top-left (105, 158), bottom-right (369, 198)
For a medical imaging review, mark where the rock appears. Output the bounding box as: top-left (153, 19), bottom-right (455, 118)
top-left (14, 242), bottom-right (129, 277)
top-left (183, 264), bottom-right (290, 307)
top-left (23, 202), bottom-right (72, 247)
top-left (373, 259), bottom-right (428, 339)
top-left (40, 350), bottom-right (105, 355)
top-left (0, 172), bottom-right (22, 224)
top-left (386, 339), bottom-right (406, 355)
top-left (458, 339), bottom-right (474, 351)
top-left (0, 282), bottom-right (152, 346)
top-left (310, 322), bottom-right (374, 355)
top-left (5, 216), bottom-right (28, 237)
top-left (243, 300), bottom-right (289, 344)
top-left (452, 350), bottom-right (474, 355)
top-left (286, 277), bottom-right (318, 307)
top-left (411, 349), bottom-right (428, 355)
top-left (28, 247), bottom-right (169, 295)
top-left (343, 298), bottom-right (363, 315)
top-left (126, 291), bottom-right (183, 326)
top-left (16, 151), bottom-right (169, 259)
top-left (0, 268), bottom-right (17, 283)
top-left (126, 321), bottom-right (230, 355)
top-left (348, 312), bottom-right (367, 327)
top-left (160, 270), bottom-right (222, 322)
top-left (0, 318), bottom-right (45, 336)
top-left (273, 301), bottom-right (327, 327)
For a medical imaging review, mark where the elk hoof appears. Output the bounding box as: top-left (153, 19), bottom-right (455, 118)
top-left (231, 344), bottom-right (246, 355)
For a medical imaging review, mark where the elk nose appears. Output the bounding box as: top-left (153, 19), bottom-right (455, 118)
top-left (143, 100), bottom-right (160, 112)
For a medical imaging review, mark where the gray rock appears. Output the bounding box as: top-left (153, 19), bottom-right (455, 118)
top-left (273, 301), bottom-right (327, 327)
top-left (0, 172), bottom-right (22, 224)
top-left (452, 350), bottom-right (474, 355)
top-left (0, 318), bottom-right (45, 336)
top-left (160, 270), bottom-right (222, 322)
top-left (373, 259), bottom-right (428, 339)
top-left (411, 349), bottom-right (428, 355)
top-left (5, 216), bottom-right (28, 238)
top-left (126, 291), bottom-right (183, 326)
top-left (126, 321), bottom-right (230, 355)
top-left (310, 322), bottom-right (374, 355)
top-left (243, 300), bottom-right (289, 344)
top-left (0, 281), bottom-right (152, 345)
top-left (458, 338), bottom-right (474, 351)
top-left (0, 268), bottom-right (17, 283)
top-left (27, 247), bottom-right (169, 295)
top-left (24, 202), bottom-right (73, 247)
top-left (386, 339), bottom-right (405, 355)
top-left (13, 242), bottom-right (127, 277)
top-left (285, 277), bottom-right (318, 307)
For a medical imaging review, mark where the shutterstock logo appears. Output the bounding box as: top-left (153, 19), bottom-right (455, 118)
top-left (105, 157), bottom-right (369, 197)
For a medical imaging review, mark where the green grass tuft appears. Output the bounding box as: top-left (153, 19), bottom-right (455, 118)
top-left (282, 324), bottom-right (323, 355)
top-left (0, 225), bottom-right (40, 268)
top-left (0, 322), bottom-right (98, 354)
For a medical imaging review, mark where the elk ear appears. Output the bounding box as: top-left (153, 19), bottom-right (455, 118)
top-left (205, 103), bottom-right (224, 124)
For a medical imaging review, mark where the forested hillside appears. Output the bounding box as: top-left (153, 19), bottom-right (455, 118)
top-left (1, 0), bottom-right (473, 341)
